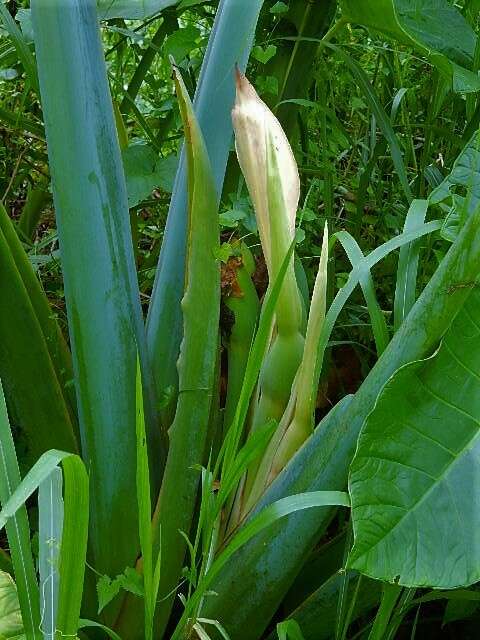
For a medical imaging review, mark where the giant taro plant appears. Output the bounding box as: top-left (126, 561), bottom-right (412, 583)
top-left (0, 1), bottom-right (479, 640)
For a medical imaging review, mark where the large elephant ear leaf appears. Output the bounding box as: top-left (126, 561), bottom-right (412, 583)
top-left (348, 288), bottom-right (480, 588)
top-left (340, 0), bottom-right (480, 92)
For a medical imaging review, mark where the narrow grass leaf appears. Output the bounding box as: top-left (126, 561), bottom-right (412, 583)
top-left (326, 43), bottom-right (412, 202)
top-left (335, 231), bottom-right (390, 356)
top-left (393, 199), bottom-right (428, 332)
top-left (55, 455), bottom-right (89, 638)
top-left (0, 4), bottom-right (38, 92)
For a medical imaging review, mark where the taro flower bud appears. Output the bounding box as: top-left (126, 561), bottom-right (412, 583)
top-left (232, 69), bottom-right (300, 275)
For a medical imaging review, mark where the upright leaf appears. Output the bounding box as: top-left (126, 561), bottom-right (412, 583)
top-left (154, 68), bottom-right (220, 635)
top-left (202, 208), bottom-right (480, 639)
top-left (340, 0), bottom-right (480, 92)
top-left (31, 0), bottom-right (157, 581)
top-left (393, 199), bottom-right (428, 331)
top-left (0, 380), bottom-right (41, 639)
top-left (146, 0), bottom-right (264, 425)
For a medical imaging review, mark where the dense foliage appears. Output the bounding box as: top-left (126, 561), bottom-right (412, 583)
top-left (0, 1), bottom-right (480, 639)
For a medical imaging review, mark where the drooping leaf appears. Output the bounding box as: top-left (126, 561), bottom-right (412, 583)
top-left (349, 287), bottom-right (480, 588)
top-left (0, 446), bottom-right (89, 640)
top-left (172, 492), bottom-right (351, 639)
top-left (340, 0), bottom-right (480, 92)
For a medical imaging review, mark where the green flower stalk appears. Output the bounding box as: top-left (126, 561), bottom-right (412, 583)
top-left (231, 72), bottom-right (315, 512)
top-left (228, 72), bottom-right (332, 516)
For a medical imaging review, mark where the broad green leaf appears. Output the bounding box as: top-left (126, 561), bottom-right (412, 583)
top-left (146, 0), bottom-right (264, 427)
top-left (154, 67), bottom-right (220, 635)
top-left (202, 207), bottom-right (480, 640)
top-left (97, 0), bottom-right (177, 20)
top-left (96, 569), bottom-right (143, 614)
top-left (0, 380), bottom-right (41, 640)
top-left (0, 571), bottom-right (24, 639)
top-left (163, 25), bottom-right (201, 62)
top-left (340, 0), bottom-right (480, 92)
top-left (32, 0), bottom-right (159, 583)
top-left (349, 287), bottom-right (480, 587)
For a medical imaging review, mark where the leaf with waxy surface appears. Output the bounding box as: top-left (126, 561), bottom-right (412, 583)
top-left (32, 0), bottom-right (159, 588)
top-left (349, 287), bottom-right (480, 588)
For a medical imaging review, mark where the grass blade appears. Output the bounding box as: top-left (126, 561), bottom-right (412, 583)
top-left (335, 231), bottom-right (390, 356)
top-left (172, 491), bottom-right (350, 639)
top-left (0, 4), bottom-right (38, 93)
top-left (55, 455), bottom-right (89, 638)
top-left (0, 380), bottom-right (41, 639)
top-left (326, 43), bottom-right (412, 203)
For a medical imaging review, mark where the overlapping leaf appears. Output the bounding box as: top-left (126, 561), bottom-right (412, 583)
top-left (349, 287), bottom-right (480, 588)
